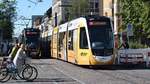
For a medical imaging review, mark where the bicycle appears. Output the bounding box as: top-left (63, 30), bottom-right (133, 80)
top-left (0, 59), bottom-right (38, 83)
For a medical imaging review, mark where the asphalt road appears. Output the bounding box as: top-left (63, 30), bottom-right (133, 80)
top-left (1, 58), bottom-right (150, 84)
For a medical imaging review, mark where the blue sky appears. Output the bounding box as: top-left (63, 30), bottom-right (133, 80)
top-left (14, 0), bottom-right (52, 37)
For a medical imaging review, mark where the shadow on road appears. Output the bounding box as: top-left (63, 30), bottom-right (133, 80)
top-left (8, 77), bottom-right (76, 83)
top-left (33, 78), bottom-right (75, 82)
top-left (81, 64), bottom-right (150, 70)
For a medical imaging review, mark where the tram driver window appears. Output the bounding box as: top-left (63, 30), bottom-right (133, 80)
top-left (80, 28), bottom-right (88, 49)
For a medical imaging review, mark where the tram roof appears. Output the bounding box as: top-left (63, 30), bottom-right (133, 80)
top-left (58, 15), bottom-right (111, 32)
top-left (58, 17), bottom-right (87, 32)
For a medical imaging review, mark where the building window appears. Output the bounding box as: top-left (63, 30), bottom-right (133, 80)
top-left (95, 8), bottom-right (99, 12)
top-left (90, 2), bottom-right (94, 9)
top-left (95, 2), bottom-right (99, 8)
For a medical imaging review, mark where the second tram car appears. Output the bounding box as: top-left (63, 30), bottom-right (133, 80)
top-left (23, 28), bottom-right (41, 58)
top-left (51, 15), bottom-right (115, 65)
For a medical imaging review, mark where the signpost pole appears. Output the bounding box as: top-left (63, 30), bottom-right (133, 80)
top-left (127, 23), bottom-right (133, 46)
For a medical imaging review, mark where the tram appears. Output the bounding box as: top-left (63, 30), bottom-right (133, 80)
top-left (22, 28), bottom-right (41, 58)
top-left (51, 15), bottom-right (115, 65)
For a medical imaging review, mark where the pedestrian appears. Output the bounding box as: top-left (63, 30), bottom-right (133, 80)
top-left (123, 41), bottom-right (129, 49)
top-left (119, 41), bottom-right (129, 49)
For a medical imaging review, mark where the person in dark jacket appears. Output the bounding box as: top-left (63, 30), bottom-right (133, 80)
top-left (119, 41), bottom-right (129, 49)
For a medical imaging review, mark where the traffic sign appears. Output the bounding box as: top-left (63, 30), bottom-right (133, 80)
top-left (127, 23), bottom-right (133, 36)
top-left (127, 24), bottom-right (132, 30)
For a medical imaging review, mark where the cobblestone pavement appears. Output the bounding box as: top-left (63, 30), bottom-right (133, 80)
top-left (0, 58), bottom-right (150, 84)
top-left (0, 58), bottom-right (80, 84)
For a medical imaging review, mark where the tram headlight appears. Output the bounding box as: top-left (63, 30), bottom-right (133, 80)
top-left (95, 55), bottom-right (112, 62)
top-left (93, 55), bottom-right (96, 58)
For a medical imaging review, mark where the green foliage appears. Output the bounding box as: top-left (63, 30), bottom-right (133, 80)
top-left (129, 41), bottom-right (149, 49)
top-left (120, 0), bottom-right (150, 45)
top-left (141, 3), bottom-right (150, 38)
top-left (0, 0), bottom-right (16, 40)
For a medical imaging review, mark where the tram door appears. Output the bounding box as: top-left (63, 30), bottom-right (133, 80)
top-left (58, 32), bottom-right (67, 61)
top-left (67, 29), bottom-right (77, 63)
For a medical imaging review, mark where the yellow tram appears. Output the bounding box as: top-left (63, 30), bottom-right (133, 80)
top-left (51, 15), bottom-right (115, 65)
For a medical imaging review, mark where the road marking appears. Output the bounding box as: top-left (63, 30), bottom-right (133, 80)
top-left (53, 66), bottom-right (86, 84)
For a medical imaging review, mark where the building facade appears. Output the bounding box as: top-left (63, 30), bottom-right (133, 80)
top-left (52, 0), bottom-right (100, 26)
top-left (52, 0), bottom-right (75, 26)
top-left (52, 0), bottom-right (119, 35)
top-left (99, 0), bottom-right (113, 18)
top-left (32, 15), bottom-right (44, 29)
top-left (99, 0), bottom-right (120, 35)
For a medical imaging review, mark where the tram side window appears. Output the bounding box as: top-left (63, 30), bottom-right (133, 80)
top-left (68, 30), bottom-right (73, 50)
top-left (80, 27), bottom-right (88, 49)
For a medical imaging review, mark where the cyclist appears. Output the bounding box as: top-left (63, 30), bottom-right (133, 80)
top-left (1, 41), bottom-right (20, 69)
top-left (8, 42), bottom-right (20, 61)
top-left (13, 44), bottom-right (28, 71)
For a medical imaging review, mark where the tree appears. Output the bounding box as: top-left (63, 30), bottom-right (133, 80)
top-left (141, 3), bottom-right (150, 38)
top-left (68, 0), bottom-right (89, 20)
top-left (119, 0), bottom-right (150, 44)
top-left (0, 0), bottom-right (16, 41)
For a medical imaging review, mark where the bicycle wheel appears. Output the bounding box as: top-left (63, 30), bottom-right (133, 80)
top-left (27, 66), bottom-right (38, 81)
top-left (22, 65), bottom-right (33, 80)
top-left (22, 65), bottom-right (38, 81)
top-left (0, 68), bottom-right (8, 80)
top-left (0, 69), bottom-right (11, 83)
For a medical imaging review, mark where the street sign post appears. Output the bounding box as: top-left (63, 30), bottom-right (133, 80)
top-left (127, 23), bottom-right (133, 37)
top-left (126, 23), bottom-right (133, 46)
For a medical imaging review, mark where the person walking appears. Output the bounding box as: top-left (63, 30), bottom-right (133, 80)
top-left (119, 41), bottom-right (129, 49)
